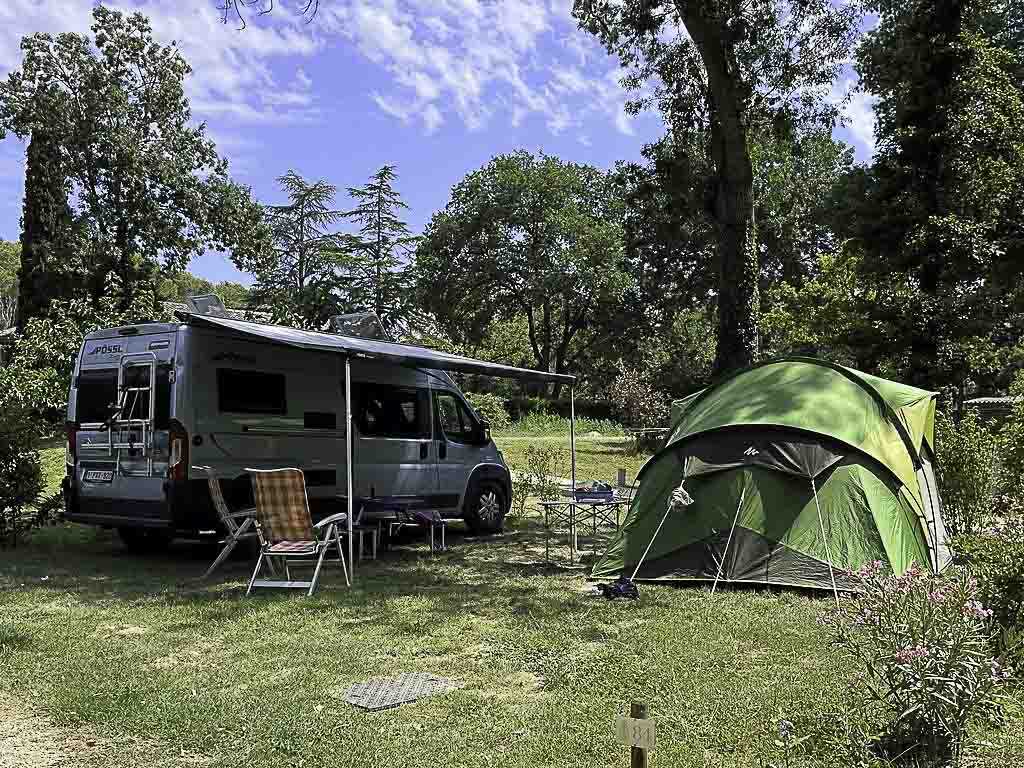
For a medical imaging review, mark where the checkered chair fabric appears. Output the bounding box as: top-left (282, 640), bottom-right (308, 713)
top-left (249, 468), bottom-right (315, 544)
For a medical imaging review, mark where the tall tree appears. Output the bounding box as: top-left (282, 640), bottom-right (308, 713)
top-left (574, 0), bottom-right (859, 376)
top-left (0, 7), bottom-right (267, 309)
top-left (416, 151), bottom-right (630, 393)
top-left (15, 129), bottom-right (79, 330)
top-left (234, 171), bottom-right (350, 330)
top-left (342, 166), bottom-right (419, 335)
top-left (840, 0), bottom-right (1024, 396)
top-left (156, 271), bottom-right (251, 308)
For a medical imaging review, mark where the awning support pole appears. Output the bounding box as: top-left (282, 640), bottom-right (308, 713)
top-left (569, 385), bottom-right (577, 497)
top-left (711, 487), bottom-right (745, 596)
top-left (345, 356), bottom-right (355, 581)
top-left (811, 477), bottom-right (840, 609)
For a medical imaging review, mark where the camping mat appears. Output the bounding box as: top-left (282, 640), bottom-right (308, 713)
top-left (344, 672), bottom-right (465, 711)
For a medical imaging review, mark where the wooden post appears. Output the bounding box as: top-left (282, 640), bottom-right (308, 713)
top-left (617, 467), bottom-right (627, 489)
top-left (630, 702), bottom-right (648, 768)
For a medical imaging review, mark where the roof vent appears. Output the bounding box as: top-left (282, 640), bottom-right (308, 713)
top-left (330, 312), bottom-right (391, 341)
top-left (185, 294), bottom-right (231, 318)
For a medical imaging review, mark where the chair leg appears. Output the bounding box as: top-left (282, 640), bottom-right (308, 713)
top-left (203, 537), bottom-right (238, 580)
top-left (246, 549), bottom-right (266, 596)
top-left (333, 523), bottom-right (350, 587)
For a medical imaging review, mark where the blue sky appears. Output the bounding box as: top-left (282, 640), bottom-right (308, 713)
top-left (0, 0), bottom-right (876, 285)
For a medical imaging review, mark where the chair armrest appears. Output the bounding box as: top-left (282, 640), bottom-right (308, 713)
top-left (314, 512), bottom-right (348, 530)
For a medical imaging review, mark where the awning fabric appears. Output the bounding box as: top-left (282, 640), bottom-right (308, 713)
top-left (176, 312), bottom-right (575, 384)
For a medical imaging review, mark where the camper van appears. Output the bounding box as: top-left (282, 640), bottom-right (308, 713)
top-left (62, 307), bottom-right (512, 551)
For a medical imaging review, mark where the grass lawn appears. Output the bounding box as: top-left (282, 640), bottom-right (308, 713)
top-left (3, 449), bottom-right (1020, 767)
top-left (494, 434), bottom-right (651, 486)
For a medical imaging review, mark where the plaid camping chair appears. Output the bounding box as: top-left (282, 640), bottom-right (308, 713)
top-left (194, 466), bottom-right (260, 580)
top-left (245, 468), bottom-right (349, 596)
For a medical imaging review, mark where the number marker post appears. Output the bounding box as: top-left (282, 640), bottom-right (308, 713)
top-left (614, 702), bottom-right (655, 767)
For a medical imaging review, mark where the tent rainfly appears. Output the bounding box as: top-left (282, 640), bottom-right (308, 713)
top-left (176, 312), bottom-right (578, 579)
top-left (592, 358), bottom-right (952, 596)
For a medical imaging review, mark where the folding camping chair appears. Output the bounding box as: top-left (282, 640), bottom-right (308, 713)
top-left (245, 468), bottom-right (349, 596)
top-left (196, 466), bottom-right (260, 580)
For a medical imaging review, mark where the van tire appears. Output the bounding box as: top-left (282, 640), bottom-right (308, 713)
top-left (463, 481), bottom-right (506, 535)
top-left (118, 527), bottom-right (173, 553)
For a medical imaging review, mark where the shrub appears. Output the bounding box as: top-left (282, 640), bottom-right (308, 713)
top-left (464, 392), bottom-right (511, 431)
top-left (953, 523), bottom-right (1024, 668)
top-left (0, 403), bottom-right (45, 548)
top-left (934, 409), bottom-right (998, 537)
top-left (997, 371), bottom-right (1024, 505)
top-left (608, 364), bottom-right (669, 429)
top-left (508, 444), bottom-right (567, 518)
top-left (820, 563), bottom-right (1013, 763)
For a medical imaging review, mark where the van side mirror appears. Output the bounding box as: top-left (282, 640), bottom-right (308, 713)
top-left (478, 420), bottom-right (491, 444)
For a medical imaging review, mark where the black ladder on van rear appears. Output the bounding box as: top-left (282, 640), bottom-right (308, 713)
top-left (79, 352), bottom-right (160, 477)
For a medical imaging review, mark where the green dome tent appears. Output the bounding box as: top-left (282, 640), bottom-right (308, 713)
top-left (593, 358), bottom-right (951, 592)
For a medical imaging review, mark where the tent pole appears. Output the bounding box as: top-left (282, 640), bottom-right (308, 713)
top-left (345, 356), bottom-right (354, 582)
top-left (569, 384), bottom-right (577, 497)
top-left (811, 477), bottom-right (840, 610)
top-left (711, 487), bottom-right (745, 596)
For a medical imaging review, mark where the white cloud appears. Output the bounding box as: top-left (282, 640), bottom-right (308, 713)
top-left (832, 73), bottom-right (878, 159)
top-left (319, 0), bottom-right (635, 136)
top-left (0, 0), bottom-right (325, 129)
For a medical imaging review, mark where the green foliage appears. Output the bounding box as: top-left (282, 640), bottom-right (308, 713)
top-left (935, 410), bottom-right (999, 537)
top-left (574, 0), bottom-right (860, 375)
top-left (235, 170), bottom-right (352, 330)
top-left (0, 402), bottom-right (44, 548)
top-left (0, 240), bottom-right (16, 329)
top-left (821, 563), bottom-right (1013, 763)
top-left (0, 275), bottom-right (169, 421)
top-left (416, 151), bottom-right (629, 389)
top-left (0, 7), bottom-right (268, 305)
top-left (997, 371), bottom-right (1024, 500)
top-left (608, 363), bottom-right (669, 428)
top-left (844, 2), bottom-right (1024, 393)
top-left (342, 165), bottom-right (419, 336)
top-left (501, 413), bottom-right (624, 437)
top-left (14, 128), bottom-right (79, 329)
top-left (507, 444), bottom-right (568, 519)
top-left (463, 393), bottom-right (511, 431)
top-left (953, 523), bottom-right (1024, 639)
top-left (157, 271), bottom-right (250, 308)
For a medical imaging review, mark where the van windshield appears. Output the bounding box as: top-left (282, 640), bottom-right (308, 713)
top-left (76, 366), bottom-right (172, 428)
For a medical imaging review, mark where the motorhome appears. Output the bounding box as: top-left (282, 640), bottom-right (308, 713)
top-left (62, 302), bottom-right (515, 551)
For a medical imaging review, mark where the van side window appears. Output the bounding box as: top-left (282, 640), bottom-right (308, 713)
top-left (217, 369), bottom-right (287, 414)
top-left (356, 385), bottom-right (429, 438)
top-left (436, 392), bottom-right (478, 443)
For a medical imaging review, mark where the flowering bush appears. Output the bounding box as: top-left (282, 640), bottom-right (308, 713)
top-left (820, 562), bottom-right (1013, 762)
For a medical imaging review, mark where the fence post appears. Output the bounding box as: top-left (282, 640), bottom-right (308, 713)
top-left (630, 702), bottom-right (648, 768)
top-left (617, 468), bottom-right (627, 489)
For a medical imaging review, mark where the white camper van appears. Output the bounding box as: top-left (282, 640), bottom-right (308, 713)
top-left (62, 306), bottom-right (519, 551)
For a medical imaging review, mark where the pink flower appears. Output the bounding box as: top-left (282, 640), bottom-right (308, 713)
top-left (894, 645), bottom-right (931, 663)
top-left (963, 600), bottom-right (993, 620)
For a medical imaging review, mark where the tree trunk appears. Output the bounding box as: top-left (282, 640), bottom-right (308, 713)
top-left (678, 2), bottom-right (760, 377)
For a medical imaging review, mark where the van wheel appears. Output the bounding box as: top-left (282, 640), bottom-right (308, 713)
top-left (118, 527), bottom-right (172, 553)
top-left (464, 481), bottom-right (506, 535)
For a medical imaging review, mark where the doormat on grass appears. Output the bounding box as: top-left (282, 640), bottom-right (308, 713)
top-left (344, 672), bottom-right (464, 711)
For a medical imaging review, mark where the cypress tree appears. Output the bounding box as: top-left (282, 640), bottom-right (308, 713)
top-left (16, 128), bottom-right (75, 331)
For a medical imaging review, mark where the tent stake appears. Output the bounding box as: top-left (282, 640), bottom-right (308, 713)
top-left (811, 477), bottom-right (840, 609)
top-left (345, 356), bottom-right (354, 581)
top-left (711, 487), bottom-right (745, 596)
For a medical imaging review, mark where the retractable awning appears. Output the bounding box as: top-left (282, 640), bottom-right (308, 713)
top-left (176, 312), bottom-right (575, 384)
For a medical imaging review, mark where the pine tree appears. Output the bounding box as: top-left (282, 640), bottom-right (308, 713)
top-left (342, 166), bottom-right (420, 335)
top-left (16, 128), bottom-right (77, 331)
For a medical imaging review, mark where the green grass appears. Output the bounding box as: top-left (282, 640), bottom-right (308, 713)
top-left (495, 434), bottom-right (651, 485)
top-left (497, 413), bottom-right (626, 436)
top-left (3, 522), bottom-right (1022, 768)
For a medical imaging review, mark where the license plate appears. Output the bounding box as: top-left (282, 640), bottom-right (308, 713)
top-left (83, 470), bottom-right (114, 483)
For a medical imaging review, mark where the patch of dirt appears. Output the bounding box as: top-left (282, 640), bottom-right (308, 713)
top-left (0, 692), bottom-right (211, 768)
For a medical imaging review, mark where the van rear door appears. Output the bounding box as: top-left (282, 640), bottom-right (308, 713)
top-left (69, 329), bottom-right (177, 528)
